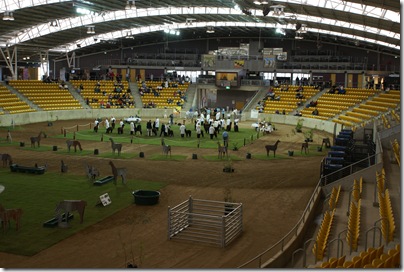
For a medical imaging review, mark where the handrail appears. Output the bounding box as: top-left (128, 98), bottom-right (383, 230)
top-left (320, 152), bottom-right (379, 186)
top-left (237, 181), bottom-right (322, 268)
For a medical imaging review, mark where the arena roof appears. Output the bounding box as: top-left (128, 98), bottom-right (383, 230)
top-left (0, 0), bottom-right (400, 63)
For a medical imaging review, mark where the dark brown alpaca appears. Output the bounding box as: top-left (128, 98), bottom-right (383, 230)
top-left (301, 142), bottom-right (309, 154)
top-left (265, 140), bottom-right (280, 157)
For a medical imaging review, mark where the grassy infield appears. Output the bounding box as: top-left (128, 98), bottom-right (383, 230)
top-left (0, 123), bottom-right (323, 256)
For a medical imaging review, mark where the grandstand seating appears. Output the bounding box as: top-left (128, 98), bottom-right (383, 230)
top-left (346, 198), bottom-right (361, 251)
top-left (391, 109), bottom-right (400, 122)
top-left (260, 86), bottom-right (318, 114)
top-left (312, 208), bottom-right (335, 261)
top-left (381, 114), bottom-right (391, 128)
top-left (317, 243), bottom-right (401, 269)
top-left (391, 139), bottom-right (400, 166)
top-left (378, 188), bottom-right (396, 244)
top-left (0, 85), bottom-right (35, 114)
top-left (138, 80), bottom-right (189, 109)
top-left (9, 80), bottom-right (83, 111)
top-left (328, 185), bottom-right (341, 210)
top-left (70, 80), bottom-right (133, 109)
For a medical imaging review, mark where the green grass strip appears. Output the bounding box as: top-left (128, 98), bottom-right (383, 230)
top-left (0, 169), bottom-right (165, 256)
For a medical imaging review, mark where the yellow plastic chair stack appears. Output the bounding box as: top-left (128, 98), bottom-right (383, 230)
top-left (312, 208), bottom-right (336, 261)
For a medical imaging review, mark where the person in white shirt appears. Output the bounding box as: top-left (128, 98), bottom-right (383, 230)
top-left (215, 111), bottom-right (221, 120)
top-left (196, 122), bottom-right (202, 138)
top-left (155, 118), bottom-right (160, 132)
top-left (110, 116), bottom-right (116, 130)
top-left (130, 122), bottom-right (135, 135)
top-left (213, 120), bottom-right (219, 133)
top-left (180, 123), bottom-right (186, 138)
top-left (209, 125), bottom-right (216, 139)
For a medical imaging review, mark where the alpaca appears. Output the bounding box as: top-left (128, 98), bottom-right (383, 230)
top-left (30, 131), bottom-right (45, 148)
top-left (109, 138), bottom-right (122, 156)
top-left (301, 142), bottom-right (309, 154)
top-left (109, 161), bottom-right (127, 184)
top-left (265, 140), bottom-right (280, 157)
top-left (217, 142), bottom-right (228, 159)
top-left (161, 138), bottom-right (171, 157)
top-left (66, 140), bottom-right (83, 152)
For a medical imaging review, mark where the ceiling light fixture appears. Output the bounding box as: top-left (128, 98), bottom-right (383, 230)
top-left (254, 0), bottom-right (268, 5)
top-left (206, 26), bottom-right (215, 34)
top-left (125, 0), bottom-right (136, 10)
top-left (299, 24), bottom-right (307, 33)
top-left (86, 25), bottom-right (95, 34)
top-left (50, 20), bottom-right (58, 27)
top-left (272, 5), bottom-right (285, 17)
top-left (164, 29), bottom-right (180, 36)
top-left (3, 11), bottom-right (14, 21)
top-left (295, 32), bottom-right (303, 39)
top-left (185, 18), bottom-right (195, 26)
top-left (125, 30), bottom-right (134, 39)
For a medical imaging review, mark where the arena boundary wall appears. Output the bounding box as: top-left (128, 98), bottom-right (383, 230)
top-left (0, 109), bottom-right (341, 135)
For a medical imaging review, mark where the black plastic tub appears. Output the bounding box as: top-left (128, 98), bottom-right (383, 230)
top-left (132, 190), bottom-right (160, 205)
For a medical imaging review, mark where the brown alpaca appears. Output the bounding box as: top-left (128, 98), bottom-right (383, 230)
top-left (0, 204), bottom-right (23, 232)
top-left (217, 142), bottom-right (228, 159)
top-left (55, 200), bottom-right (87, 225)
top-left (66, 140), bottom-right (83, 152)
top-left (265, 140), bottom-right (280, 157)
top-left (109, 161), bottom-right (127, 184)
top-left (30, 131), bottom-right (45, 148)
top-left (0, 154), bottom-right (12, 167)
top-left (301, 142), bottom-right (309, 154)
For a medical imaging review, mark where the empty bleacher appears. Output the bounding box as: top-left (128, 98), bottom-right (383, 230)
top-left (0, 85), bottom-right (35, 114)
top-left (9, 80), bottom-right (83, 111)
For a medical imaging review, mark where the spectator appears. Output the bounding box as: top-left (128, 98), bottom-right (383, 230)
top-left (146, 120), bottom-right (152, 136)
top-left (312, 108), bottom-right (319, 115)
top-left (209, 125), bottom-right (215, 139)
top-left (222, 131), bottom-right (229, 147)
top-left (179, 123), bottom-right (186, 138)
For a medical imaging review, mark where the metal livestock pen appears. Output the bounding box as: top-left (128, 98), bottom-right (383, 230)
top-left (167, 196), bottom-right (243, 247)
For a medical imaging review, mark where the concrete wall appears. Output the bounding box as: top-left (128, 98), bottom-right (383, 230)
top-left (0, 109), bottom-right (340, 135)
top-left (0, 108), bottom-right (173, 127)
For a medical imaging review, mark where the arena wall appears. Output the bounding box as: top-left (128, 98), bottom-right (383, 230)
top-left (0, 109), bottom-right (341, 135)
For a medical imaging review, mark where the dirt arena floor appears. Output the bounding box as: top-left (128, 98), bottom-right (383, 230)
top-left (0, 118), bottom-right (331, 269)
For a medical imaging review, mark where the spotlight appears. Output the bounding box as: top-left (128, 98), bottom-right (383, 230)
top-left (206, 26), bottom-right (215, 33)
top-left (125, 0), bottom-right (136, 10)
top-left (50, 20), bottom-right (58, 27)
top-left (86, 26), bottom-right (95, 34)
top-left (3, 11), bottom-right (14, 21)
top-left (272, 5), bottom-right (285, 17)
top-left (185, 18), bottom-right (195, 26)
